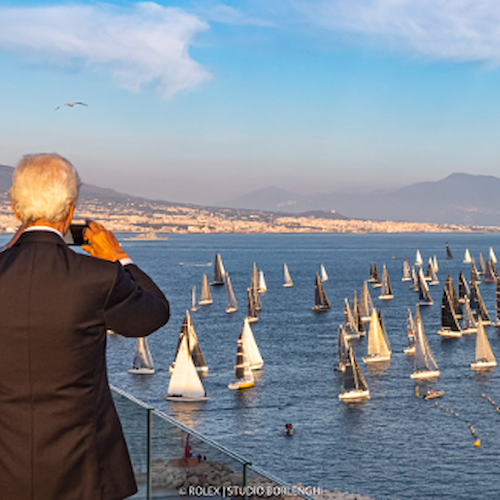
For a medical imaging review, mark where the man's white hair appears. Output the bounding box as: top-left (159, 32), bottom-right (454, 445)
top-left (9, 153), bottom-right (80, 224)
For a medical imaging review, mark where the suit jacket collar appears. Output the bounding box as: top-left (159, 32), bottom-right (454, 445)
top-left (16, 230), bottom-right (67, 246)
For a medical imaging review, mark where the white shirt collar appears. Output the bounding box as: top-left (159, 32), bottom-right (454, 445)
top-left (24, 226), bottom-right (65, 240)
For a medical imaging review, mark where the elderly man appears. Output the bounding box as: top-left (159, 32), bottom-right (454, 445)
top-left (0, 153), bottom-right (170, 499)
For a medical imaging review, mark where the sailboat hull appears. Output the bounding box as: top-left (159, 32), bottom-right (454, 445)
top-left (165, 395), bottom-right (209, 402)
top-left (198, 299), bottom-right (213, 306)
top-left (128, 367), bottom-right (155, 375)
top-left (410, 370), bottom-right (440, 380)
top-left (437, 328), bottom-right (462, 339)
top-left (246, 316), bottom-right (258, 323)
top-left (226, 306), bottom-right (238, 314)
top-left (283, 283), bottom-right (293, 288)
top-left (417, 300), bottom-right (434, 306)
top-left (471, 360), bottom-right (497, 370)
top-left (403, 346), bottom-right (416, 355)
top-left (312, 305), bottom-right (330, 313)
top-left (402, 278), bottom-right (412, 282)
top-left (379, 294), bottom-right (394, 301)
top-left (462, 327), bottom-right (477, 334)
top-left (191, 306), bottom-right (198, 312)
top-left (339, 390), bottom-right (370, 402)
top-left (363, 354), bottom-right (391, 364)
top-left (228, 379), bottom-right (255, 390)
top-left (210, 281), bottom-right (224, 286)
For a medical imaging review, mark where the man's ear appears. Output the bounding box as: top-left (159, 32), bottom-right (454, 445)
top-left (11, 202), bottom-right (22, 221)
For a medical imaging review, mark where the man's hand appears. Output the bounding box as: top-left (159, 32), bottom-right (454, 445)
top-left (82, 221), bottom-right (130, 262)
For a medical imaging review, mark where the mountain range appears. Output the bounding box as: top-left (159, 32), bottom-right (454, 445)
top-left (2, 163), bottom-right (500, 226)
top-left (215, 173), bottom-right (500, 226)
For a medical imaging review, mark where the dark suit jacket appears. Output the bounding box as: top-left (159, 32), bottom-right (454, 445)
top-left (0, 231), bottom-right (169, 500)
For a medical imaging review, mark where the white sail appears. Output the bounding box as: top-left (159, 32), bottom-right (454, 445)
top-left (415, 249), bottom-right (423, 266)
top-left (241, 318), bottom-right (264, 370)
top-left (379, 264), bottom-right (393, 300)
top-left (258, 270), bottom-right (267, 294)
top-left (191, 285), bottom-right (197, 312)
top-left (411, 307), bottom-right (439, 379)
top-left (474, 321), bottom-right (496, 363)
top-left (166, 334), bottom-right (208, 401)
top-left (364, 309), bottom-right (391, 363)
top-left (129, 337), bottom-right (155, 374)
top-left (464, 248), bottom-right (472, 264)
top-left (199, 274), bottom-right (213, 305)
top-left (404, 309), bottom-right (416, 354)
top-left (320, 264), bottom-right (328, 282)
top-left (359, 281), bottom-right (374, 321)
top-left (462, 298), bottom-right (477, 334)
top-left (225, 272), bottom-right (238, 313)
top-left (283, 263), bottom-right (293, 287)
top-left (433, 255), bottom-right (439, 273)
top-left (402, 257), bottom-right (411, 282)
top-left (490, 247), bottom-right (498, 264)
top-left (343, 298), bottom-right (360, 340)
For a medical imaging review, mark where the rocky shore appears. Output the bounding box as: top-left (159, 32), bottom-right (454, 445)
top-left (139, 458), bottom-right (374, 500)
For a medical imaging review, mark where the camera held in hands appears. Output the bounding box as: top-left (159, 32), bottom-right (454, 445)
top-left (64, 224), bottom-right (89, 246)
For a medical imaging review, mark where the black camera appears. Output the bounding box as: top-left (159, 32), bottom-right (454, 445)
top-left (64, 224), bottom-right (89, 246)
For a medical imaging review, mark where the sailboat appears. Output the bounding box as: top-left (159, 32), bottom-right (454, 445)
top-left (470, 274), bottom-right (491, 325)
top-left (363, 309), bottom-right (391, 364)
top-left (484, 258), bottom-right (497, 283)
top-left (225, 272), bottom-right (238, 313)
top-left (471, 321), bottom-right (497, 370)
top-left (371, 263), bottom-right (382, 288)
top-left (198, 274), bottom-right (213, 306)
top-left (463, 249), bottom-right (472, 264)
top-left (462, 298), bottom-right (478, 334)
top-left (343, 298), bottom-right (360, 340)
top-left (425, 258), bottom-right (433, 281)
top-left (447, 274), bottom-right (462, 318)
top-left (170, 311), bottom-right (209, 375)
top-left (411, 266), bottom-right (418, 291)
top-left (240, 317), bottom-right (264, 370)
top-left (490, 247), bottom-right (498, 265)
top-left (246, 288), bottom-right (258, 323)
top-left (283, 263), bottom-right (294, 287)
top-left (191, 285), bottom-right (197, 312)
top-left (427, 258), bottom-right (439, 285)
top-left (458, 270), bottom-right (469, 303)
top-left (250, 263), bottom-right (262, 311)
top-left (378, 310), bottom-right (391, 355)
top-left (128, 337), bottom-right (155, 374)
top-left (379, 264), bottom-right (394, 300)
top-left (339, 344), bottom-right (370, 402)
top-left (312, 272), bottom-right (331, 312)
top-left (258, 270), bottom-right (267, 294)
top-left (165, 333), bottom-right (209, 402)
top-left (359, 281), bottom-right (374, 323)
top-left (368, 262), bottom-right (376, 282)
top-left (446, 242), bottom-right (453, 260)
top-left (437, 285), bottom-right (462, 338)
top-left (495, 277), bottom-right (500, 327)
top-left (402, 257), bottom-right (411, 282)
top-left (433, 255), bottom-right (439, 273)
top-left (352, 291), bottom-right (365, 337)
top-left (335, 325), bottom-right (349, 372)
top-left (415, 249), bottom-right (423, 267)
top-left (479, 252), bottom-right (486, 275)
top-left (228, 332), bottom-right (255, 390)
top-left (210, 252), bottom-right (225, 286)
top-left (471, 258), bottom-right (481, 283)
top-left (320, 264), bottom-right (328, 282)
top-left (410, 306), bottom-right (440, 379)
top-left (404, 309), bottom-right (416, 355)
top-left (417, 267), bottom-right (433, 306)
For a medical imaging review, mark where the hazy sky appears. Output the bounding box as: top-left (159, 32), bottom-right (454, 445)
top-left (2, 0), bottom-right (500, 205)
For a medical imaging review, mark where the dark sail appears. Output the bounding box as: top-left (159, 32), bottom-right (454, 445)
top-left (458, 271), bottom-right (469, 302)
top-left (479, 252), bottom-right (486, 275)
top-left (470, 274), bottom-right (490, 323)
top-left (373, 263), bottom-right (380, 284)
top-left (211, 252), bottom-right (225, 286)
top-left (313, 272), bottom-right (331, 312)
top-left (250, 263), bottom-right (262, 311)
top-left (247, 288), bottom-right (258, 321)
top-left (417, 268), bottom-right (433, 305)
top-left (446, 243), bottom-right (453, 260)
top-left (441, 286), bottom-right (461, 332)
top-left (484, 259), bottom-right (497, 283)
top-left (446, 274), bottom-right (462, 317)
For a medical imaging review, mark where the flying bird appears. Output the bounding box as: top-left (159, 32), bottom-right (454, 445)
top-left (55, 102), bottom-right (88, 111)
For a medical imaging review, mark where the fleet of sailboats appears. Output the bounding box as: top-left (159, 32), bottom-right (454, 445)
top-left (157, 243), bottom-right (500, 402)
top-left (128, 337), bottom-right (155, 374)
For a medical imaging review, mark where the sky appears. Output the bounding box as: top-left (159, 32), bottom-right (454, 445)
top-left (2, 0), bottom-right (500, 205)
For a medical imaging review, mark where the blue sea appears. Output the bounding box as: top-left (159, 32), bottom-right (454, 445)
top-left (5, 232), bottom-right (500, 499)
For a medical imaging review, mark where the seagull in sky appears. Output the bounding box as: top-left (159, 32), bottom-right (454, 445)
top-left (55, 102), bottom-right (88, 110)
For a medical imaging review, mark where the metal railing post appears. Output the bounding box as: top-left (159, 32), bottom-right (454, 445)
top-left (147, 408), bottom-right (152, 500)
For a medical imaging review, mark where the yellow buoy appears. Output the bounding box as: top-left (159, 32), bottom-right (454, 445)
top-left (446, 408), bottom-right (449, 412)
top-left (435, 402), bottom-right (438, 406)
top-left (474, 439), bottom-right (481, 447)
top-left (440, 405), bottom-right (444, 409)
top-left (451, 411), bottom-right (454, 415)
top-left (456, 413), bottom-right (459, 417)
top-left (481, 394), bottom-right (486, 398)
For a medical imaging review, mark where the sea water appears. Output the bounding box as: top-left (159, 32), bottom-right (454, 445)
top-left (3, 232), bottom-right (500, 499)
